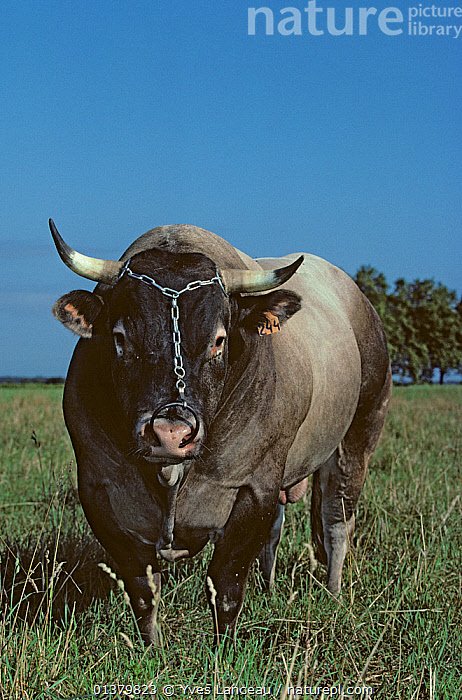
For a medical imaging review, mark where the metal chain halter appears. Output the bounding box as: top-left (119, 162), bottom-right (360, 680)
top-left (118, 260), bottom-right (228, 400)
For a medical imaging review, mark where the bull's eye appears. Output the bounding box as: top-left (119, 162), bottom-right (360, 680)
top-left (211, 334), bottom-right (226, 358)
top-left (113, 331), bottom-right (126, 358)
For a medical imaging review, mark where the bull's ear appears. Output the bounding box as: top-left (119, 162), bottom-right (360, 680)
top-left (238, 290), bottom-right (302, 336)
top-left (52, 290), bottom-right (104, 338)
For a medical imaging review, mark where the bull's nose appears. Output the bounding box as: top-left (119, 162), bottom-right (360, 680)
top-left (151, 418), bottom-right (193, 450)
top-left (150, 403), bottom-right (199, 446)
top-left (146, 402), bottom-right (200, 456)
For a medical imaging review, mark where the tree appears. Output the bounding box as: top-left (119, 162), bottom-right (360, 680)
top-left (410, 281), bottom-right (462, 384)
top-left (387, 278), bottom-right (427, 382)
top-left (354, 268), bottom-right (462, 383)
top-left (354, 267), bottom-right (410, 379)
top-left (354, 266), bottom-right (389, 317)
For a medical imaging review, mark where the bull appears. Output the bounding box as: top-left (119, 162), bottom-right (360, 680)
top-left (50, 220), bottom-right (391, 645)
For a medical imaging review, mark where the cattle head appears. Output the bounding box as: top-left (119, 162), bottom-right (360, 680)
top-left (51, 220), bottom-right (303, 469)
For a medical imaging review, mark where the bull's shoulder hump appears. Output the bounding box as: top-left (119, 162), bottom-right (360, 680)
top-left (256, 253), bottom-right (357, 290)
top-left (256, 253), bottom-right (365, 322)
top-left (257, 252), bottom-right (343, 274)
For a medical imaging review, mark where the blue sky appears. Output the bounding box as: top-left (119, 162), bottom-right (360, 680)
top-left (1, 1), bottom-right (460, 377)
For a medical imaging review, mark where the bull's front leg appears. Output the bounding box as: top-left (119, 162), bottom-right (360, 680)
top-left (79, 482), bottom-right (162, 646)
top-left (122, 565), bottom-right (162, 646)
top-left (206, 485), bottom-right (278, 644)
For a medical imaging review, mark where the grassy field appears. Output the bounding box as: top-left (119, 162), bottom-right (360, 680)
top-left (0, 384), bottom-right (461, 699)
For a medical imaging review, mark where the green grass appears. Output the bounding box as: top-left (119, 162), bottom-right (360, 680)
top-left (1, 385), bottom-right (461, 698)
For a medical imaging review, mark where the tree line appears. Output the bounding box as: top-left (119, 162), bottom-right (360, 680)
top-left (354, 267), bottom-right (462, 384)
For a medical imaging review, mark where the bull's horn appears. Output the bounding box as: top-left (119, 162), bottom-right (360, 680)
top-left (220, 255), bottom-right (303, 294)
top-left (49, 219), bottom-right (123, 284)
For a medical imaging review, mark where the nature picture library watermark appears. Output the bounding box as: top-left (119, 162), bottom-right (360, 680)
top-left (248, 2), bottom-right (462, 37)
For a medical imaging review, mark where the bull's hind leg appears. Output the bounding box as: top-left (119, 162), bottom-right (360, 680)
top-left (258, 503), bottom-right (285, 588)
top-left (257, 477), bottom-right (310, 587)
top-left (310, 450), bottom-right (356, 593)
top-left (311, 366), bottom-right (392, 593)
